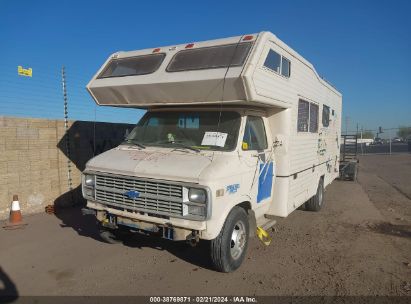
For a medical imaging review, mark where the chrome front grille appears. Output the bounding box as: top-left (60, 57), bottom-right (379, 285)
top-left (94, 174), bottom-right (183, 216)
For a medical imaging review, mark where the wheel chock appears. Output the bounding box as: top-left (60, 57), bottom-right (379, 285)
top-left (256, 226), bottom-right (271, 246)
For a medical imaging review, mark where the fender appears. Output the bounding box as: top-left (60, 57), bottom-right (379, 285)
top-left (247, 208), bottom-right (257, 238)
top-left (203, 195), bottom-right (254, 240)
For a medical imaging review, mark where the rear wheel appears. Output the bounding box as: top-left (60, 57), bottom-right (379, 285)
top-left (210, 207), bottom-right (249, 273)
top-left (351, 163), bottom-right (358, 181)
top-left (305, 178), bottom-right (324, 212)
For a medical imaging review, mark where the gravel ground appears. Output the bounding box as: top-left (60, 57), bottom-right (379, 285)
top-left (0, 154), bottom-right (410, 297)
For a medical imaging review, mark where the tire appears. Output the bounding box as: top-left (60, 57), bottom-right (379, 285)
top-left (351, 164), bottom-right (358, 181)
top-left (210, 207), bottom-right (249, 273)
top-left (305, 178), bottom-right (324, 212)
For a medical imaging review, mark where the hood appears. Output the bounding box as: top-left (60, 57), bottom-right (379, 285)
top-left (85, 146), bottom-right (213, 183)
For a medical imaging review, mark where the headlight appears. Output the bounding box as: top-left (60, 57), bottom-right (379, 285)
top-left (84, 174), bottom-right (95, 187)
top-left (182, 187), bottom-right (208, 219)
top-left (188, 188), bottom-right (206, 204)
top-left (84, 188), bottom-right (94, 197)
top-left (187, 205), bottom-right (206, 216)
top-left (82, 174), bottom-right (95, 200)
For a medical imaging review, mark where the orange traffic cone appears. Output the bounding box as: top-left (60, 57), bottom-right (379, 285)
top-left (3, 195), bottom-right (27, 230)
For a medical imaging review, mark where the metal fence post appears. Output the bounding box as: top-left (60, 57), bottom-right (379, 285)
top-left (62, 66), bottom-right (73, 200)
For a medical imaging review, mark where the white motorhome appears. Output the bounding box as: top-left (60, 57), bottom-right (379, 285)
top-left (83, 32), bottom-right (342, 272)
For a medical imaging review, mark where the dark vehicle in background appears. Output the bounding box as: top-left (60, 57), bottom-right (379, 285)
top-left (372, 138), bottom-right (383, 145)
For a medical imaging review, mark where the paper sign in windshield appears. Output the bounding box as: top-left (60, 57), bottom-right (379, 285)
top-left (201, 132), bottom-right (228, 147)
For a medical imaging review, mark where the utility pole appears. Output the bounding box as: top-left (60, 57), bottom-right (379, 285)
top-left (345, 116), bottom-right (350, 135)
top-left (62, 66), bottom-right (73, 198)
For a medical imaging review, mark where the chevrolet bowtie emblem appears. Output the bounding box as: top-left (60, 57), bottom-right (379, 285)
top-left (124, 190), bottom-right (140, 199)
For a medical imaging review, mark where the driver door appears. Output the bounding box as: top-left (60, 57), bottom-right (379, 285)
top-left (241, 116), bottom-right (275, 207)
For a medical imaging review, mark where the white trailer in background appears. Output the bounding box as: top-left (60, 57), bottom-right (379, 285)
top-left (83, 31), bottom-right (342, 272)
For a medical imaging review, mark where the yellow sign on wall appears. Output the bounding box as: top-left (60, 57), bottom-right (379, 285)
top-left (18, 66), bottom-right (32, 77)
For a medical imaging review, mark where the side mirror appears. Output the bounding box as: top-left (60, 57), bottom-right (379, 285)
top-left (124, 129), bottom-right (130, 139)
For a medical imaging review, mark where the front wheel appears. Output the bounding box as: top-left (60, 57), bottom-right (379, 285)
top-left (210, 207), bottom-right (249, 272)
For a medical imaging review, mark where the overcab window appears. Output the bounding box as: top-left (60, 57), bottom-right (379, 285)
top-left (98, 53), bottom-right (166, 78)
top-left (167, 43), bottom-right (252, 72)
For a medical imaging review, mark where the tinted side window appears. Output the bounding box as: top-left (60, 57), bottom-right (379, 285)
top-left (298, 100), bottom-right (319, 133)
top-left (263, 50), bottom-right (281, 73)
top-left (309, 103), bottom-right (319, 132)
top-left (297, 100), bottom-right (309, 132)
top-left (322, 105), bottom-right (330, 127)
top-left (242, 116), bottom-right (267, 150)
top-left (281, 57), bottom-right (291, 77)
top-left (263, 50), bottom-right (291, 78)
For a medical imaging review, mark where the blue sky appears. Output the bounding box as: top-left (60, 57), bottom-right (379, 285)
top-left (0, 0), bottom-right (410, 133)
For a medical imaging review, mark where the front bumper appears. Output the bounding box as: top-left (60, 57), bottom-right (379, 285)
top-left (87, 201), bottom-right (207, 240)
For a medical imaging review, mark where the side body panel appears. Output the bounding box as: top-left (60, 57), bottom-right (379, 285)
top-left (247, 33), bottom-right (342, 217)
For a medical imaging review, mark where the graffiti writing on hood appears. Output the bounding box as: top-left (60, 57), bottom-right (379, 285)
top-left (127, 151), bottom-right (169, 162)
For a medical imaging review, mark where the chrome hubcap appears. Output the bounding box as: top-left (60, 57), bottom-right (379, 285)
top-left (230, 221), bottom-right (246, 260)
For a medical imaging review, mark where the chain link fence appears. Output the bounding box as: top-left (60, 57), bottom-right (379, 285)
top-left (342, 126), bottom-right (411, 155)
top-left (0, 64), bottom-right (144, 124)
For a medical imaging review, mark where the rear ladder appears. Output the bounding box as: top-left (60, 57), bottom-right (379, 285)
top-left (339, 134), bottom-right (359, 181)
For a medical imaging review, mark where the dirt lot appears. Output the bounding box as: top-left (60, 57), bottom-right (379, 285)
top-left (1, 154), bottom-right (410, 297)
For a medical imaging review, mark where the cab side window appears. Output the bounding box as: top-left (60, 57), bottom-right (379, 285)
top-left (242, 116), bottom-right (267, 150)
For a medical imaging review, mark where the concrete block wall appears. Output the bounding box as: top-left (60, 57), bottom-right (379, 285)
top-left (0, 116), bottom-right (133, 219)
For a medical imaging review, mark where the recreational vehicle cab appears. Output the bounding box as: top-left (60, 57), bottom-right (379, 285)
top-left (83, 32), bottom-right (342, 272)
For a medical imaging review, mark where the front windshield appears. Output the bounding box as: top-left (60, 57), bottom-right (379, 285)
top-left (125, 111), bottom-right (241, 151)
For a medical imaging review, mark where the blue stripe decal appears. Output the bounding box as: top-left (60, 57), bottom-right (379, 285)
top-left (257, 162), bottom-right (274, 203)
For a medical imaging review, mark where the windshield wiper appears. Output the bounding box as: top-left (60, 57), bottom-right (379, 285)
top-left (155, 140), bottom-right (200, 153)
top-left (122, 138), bottom-right (146, 149)
top-left (170, 142), bottom-right (200, 153)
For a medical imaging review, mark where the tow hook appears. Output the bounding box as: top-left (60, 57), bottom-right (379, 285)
top-left (186, 231), bottom-right (200, 247)
top-left (101, 219), bottom-right (118, 230)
